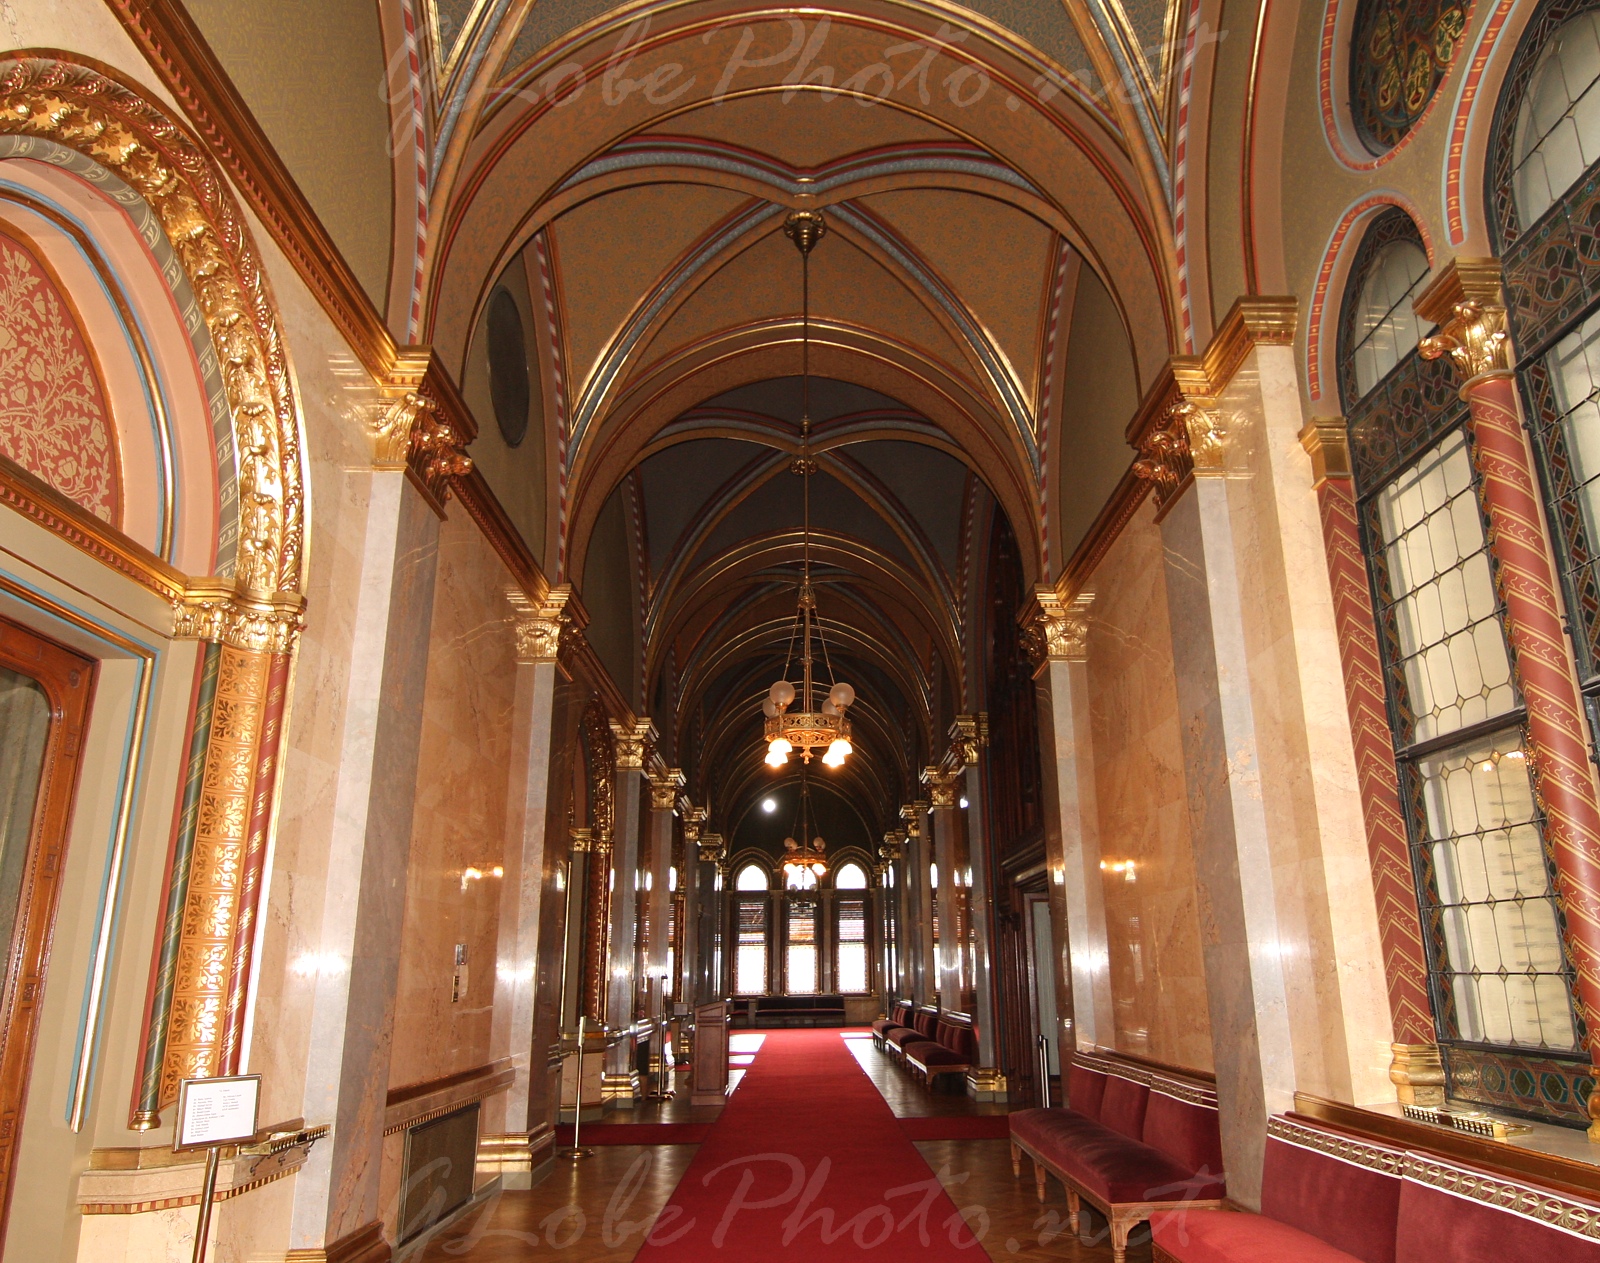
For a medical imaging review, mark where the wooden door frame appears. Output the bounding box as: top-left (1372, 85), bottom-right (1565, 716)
top-left (0, 614), bottom-right (96, 1249)
top-left (1021, 890), bottom-right (1054, 1106)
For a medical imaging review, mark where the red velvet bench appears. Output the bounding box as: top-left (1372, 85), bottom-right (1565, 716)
top-left (1011, 1056), bottom-right (1225, 1263)
top-left (1152, 1112), bottom-right (1600, 1263)
top-left (872, 1001), bottom-right (914, 1051)
top-left (904, 1015), bottom-right (975, 1088)
top-left (885, 1007), bottom-right (939, 1062)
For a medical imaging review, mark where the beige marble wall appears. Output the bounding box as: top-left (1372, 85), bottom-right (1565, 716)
top-left (388, 512), bottom-right (519, 1091)
top-left (1086, 501), bottom-right (1214, 1072)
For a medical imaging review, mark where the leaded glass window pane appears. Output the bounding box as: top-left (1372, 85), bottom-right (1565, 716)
top-left (1375, 430), bottom-right (1516, 742)
top-left (1350, 241), bottom-right (1431, 398)
top-left (786, 900), bottom-right (817, 994)
top-left (837, 898), bottom-right (868, 993)
top-left (1513, 10), bottom-right (1600, 227)
top-left (1415, 730), bottom-right (1578, 1050)
top-left (735, 898), bottom-right (767, 995)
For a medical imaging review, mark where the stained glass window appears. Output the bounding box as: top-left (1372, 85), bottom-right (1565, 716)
top-left (1371, 430), bottom-right (1516, 746)
top-left (735, 898), bottom-right (767, 995)
top-left (1412, 731), bottom-right (1578, 1050)
top-left (1339, 209), bottom-right (1432, 409)
top-left (837, 898), bottom-right (868, 994)
top-left (1350, 0), bottom-right (1468, 155)
top-left (786, 900), bottom-right (817, 994)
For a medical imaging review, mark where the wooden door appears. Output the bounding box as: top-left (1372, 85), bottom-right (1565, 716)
top-left (0, 614), bottom-right (95, 1248)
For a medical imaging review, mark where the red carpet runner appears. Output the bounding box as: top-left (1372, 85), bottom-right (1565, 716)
top-left (637, 1028), bottom-right (981, 1258)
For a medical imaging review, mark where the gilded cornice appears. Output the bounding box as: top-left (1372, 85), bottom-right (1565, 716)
top-left (0, 454), bottom-right (187, 601)
top-left (104, 0), bottom-right (402, 382)
top-left (1198, 297), bottom-right (1298, 395)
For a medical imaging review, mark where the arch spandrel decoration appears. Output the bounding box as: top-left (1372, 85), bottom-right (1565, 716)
top-left (0, 55), bottom-right (306, 615)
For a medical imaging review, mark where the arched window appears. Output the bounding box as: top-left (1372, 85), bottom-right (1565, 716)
top-left (1505, 8), bottom-right (1600, 231)
top-left (1338, 208), bottom-right (1431, 407)
top-left (735, 863), bottom-right (769, 891)
top-left (834, 862), bottom-right (868, 889)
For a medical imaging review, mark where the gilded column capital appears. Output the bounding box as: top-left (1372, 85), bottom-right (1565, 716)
top-left (697, 831), bottom-right (725, 864)
top-left (650, 767), bottom-right (686, 810)
top-left (921, 767), bottom-right (959, 810)
top-left (569, 827), bottom-right (593, 853)
top-left (899, 802), bottom-right (923, 838)
top-left (1132, 396), bottom-right (1225, 511)
top-left (1414, 258), bottom-right (1513, 391)
top-left (880, 831), bottom-right (905, 861)
top-left (610, 718), bottom-right (655, 769)
top-left (682, 806), bottom-right (706, 849)
top-left (1298, 418), bottom-right (1352, 488)
top-left (1418, 300), bottom-right (1513, 389)
top-left (368, 352), bottom-right (474, 511)
top-left (1021, 584), bottom-right (1094, 670)
top-left (174, 578), bottom-right (304, 654)
top-left (948, 714), bottom-right (989, 767)
top-left (508, 585), bottom-right (576, 664)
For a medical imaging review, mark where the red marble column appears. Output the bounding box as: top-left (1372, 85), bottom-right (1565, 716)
top-left (1299, 424), bottom-right (1437, 1075)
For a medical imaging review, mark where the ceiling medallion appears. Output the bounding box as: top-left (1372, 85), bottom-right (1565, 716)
top-left (763, 210), bottom-right (857, 770)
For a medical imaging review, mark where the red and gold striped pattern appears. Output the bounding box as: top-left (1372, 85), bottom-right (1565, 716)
top-left (1315, 474), bottom-right (1436, 1043)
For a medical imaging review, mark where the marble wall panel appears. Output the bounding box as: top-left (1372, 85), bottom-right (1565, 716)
top-left (388, 511), bottom-right (519, 1090)
top-left (1087, 500), bottom-right (1214, 1072)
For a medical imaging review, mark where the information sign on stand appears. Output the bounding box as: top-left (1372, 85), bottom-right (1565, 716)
top-left (175, 1075), bottom-right (261, 1263)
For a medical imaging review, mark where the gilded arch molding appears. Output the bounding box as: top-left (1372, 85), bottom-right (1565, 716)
top-left (0, 54), bottom-right (307, 611)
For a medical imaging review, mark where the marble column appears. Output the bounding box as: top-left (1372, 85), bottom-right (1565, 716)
top-left (1026, 587), bottom-right (1112, 1055)
top-left (288, 466), bottom-right (443, 1253)
top-left (605, 720), bottom-right (653, 1098)
top-left (646, 769), bottom-right (683, 1012)
top-left (903, 802), bottom-right (933, 1005)
top-left (1420, 270), bottom-right (1600, 1136)
top-left (1158, 464), bottom-right (1296, 1209)
top-left (488, 589), bottom-right (574, 1152)
top-left (923, 770), bottom-right (962, 1007)
top-left (954, 718), bottom-right (1005, 1098)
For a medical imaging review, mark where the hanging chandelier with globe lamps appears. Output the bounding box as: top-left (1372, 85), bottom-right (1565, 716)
top-left (762, 209), bottom-right (857, 770)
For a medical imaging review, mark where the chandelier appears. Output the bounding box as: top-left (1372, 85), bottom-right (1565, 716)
top-left (782, 773), bottom-right (829, 889)
top-left (763, 209), bottom-right (857, 769)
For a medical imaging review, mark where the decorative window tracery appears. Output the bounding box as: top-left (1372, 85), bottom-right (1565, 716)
top-left (1338, 208), bottom-right (1433, 409)
top-left (1349, 0), bottom-right (1469, 155)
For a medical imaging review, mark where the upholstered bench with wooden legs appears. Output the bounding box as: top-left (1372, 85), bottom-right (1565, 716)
top-left (904, 1015), bottom-right (975, 1087)
top-left (1010, 1057), bottom-right (1225, 1263)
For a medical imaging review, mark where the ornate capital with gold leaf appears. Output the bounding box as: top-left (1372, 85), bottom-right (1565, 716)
top-left (174, 578), bottom-right (304, 655)
top-left (1418, 300), bottom-right (1513, 388)
top-left (697, 831), bottom-right (725, 864)
top-left (569, 828), bottom-right (594, 854)
top-left (899, 802), bottom-right (923, 838)
top-left (880, 830), bottom-right (905, 861)
top-left (509, 585), bottom-right (576, 664)
top-left (922, 766), bottom-right (959, 810)
top-left (948, 714), bottom-right (988, 768)
top-left (650, 767), bottom-right (686, 811)
top-left (369, 351), bottom-right (475, 511)
top-left (610, 718), bottom-right (655, 770)
top-left (682, 805), bottom-right (706, 850)
top-left (1021, 584), bottom-right (1094, 670)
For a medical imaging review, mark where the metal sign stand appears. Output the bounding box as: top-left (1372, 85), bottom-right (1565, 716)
top-left (174, 1074), bottom-right (262, 1263)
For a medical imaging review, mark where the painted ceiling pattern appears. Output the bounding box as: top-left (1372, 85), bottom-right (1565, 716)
top-left (408, 0), bottom-right (1184, 840)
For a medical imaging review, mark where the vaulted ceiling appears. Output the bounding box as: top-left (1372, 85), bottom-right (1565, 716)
top-left (366, 0), bottom-right (1184, 846)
